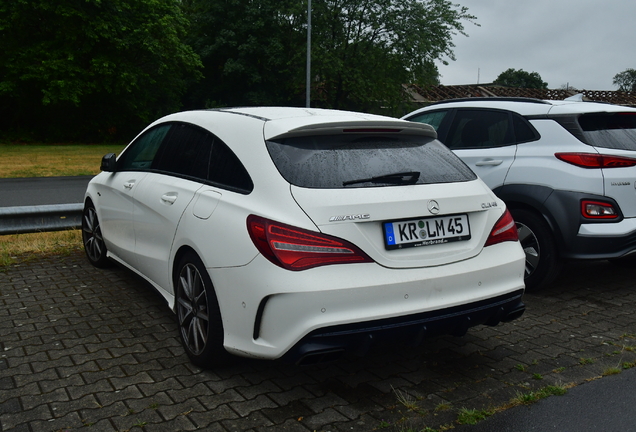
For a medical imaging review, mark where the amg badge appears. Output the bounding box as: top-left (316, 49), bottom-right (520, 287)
top-left (329, 214), bottom-right (370, 222)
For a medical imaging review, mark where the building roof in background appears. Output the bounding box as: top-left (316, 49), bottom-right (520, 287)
top-left (407, 84), bottom-right (636, 107)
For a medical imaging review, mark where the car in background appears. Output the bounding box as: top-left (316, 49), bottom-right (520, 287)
top-left (82, 107), bottom-right (525, 367)
top-left (403, 96), bottom-right (636, 290)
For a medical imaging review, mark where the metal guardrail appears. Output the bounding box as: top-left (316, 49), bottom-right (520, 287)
top-left (0, 203), bottom-right (83, 235)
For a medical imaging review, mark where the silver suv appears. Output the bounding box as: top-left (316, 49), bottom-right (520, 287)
top-left (403, 96), bottom-right (636, 290)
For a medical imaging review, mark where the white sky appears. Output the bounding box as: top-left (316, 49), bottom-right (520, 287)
top-left (435, 0), bottom-right (636, 90)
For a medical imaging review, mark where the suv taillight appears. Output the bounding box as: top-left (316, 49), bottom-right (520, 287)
top-left (484, 209), bottom-right (518, 247)
top-left (555, 153), bottom-right (636, 168)
top-left (247, 215), bottom-right (373, 271)
top-left (581, 200), bottom-right (619, 219)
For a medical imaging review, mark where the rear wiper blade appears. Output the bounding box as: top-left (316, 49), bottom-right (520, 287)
top-left (343, 171), bottom-right (421, 186)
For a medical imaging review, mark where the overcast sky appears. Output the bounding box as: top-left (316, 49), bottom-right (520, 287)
top-left (435, 0), bottom-right (636, 90)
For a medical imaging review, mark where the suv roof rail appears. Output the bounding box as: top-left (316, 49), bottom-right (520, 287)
top-left (429, 97), bottom-right (552, 106)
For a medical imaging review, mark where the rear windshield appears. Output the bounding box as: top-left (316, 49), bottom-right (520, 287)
top-left (266, 133), bottom-right (476, 189)
top-left (579, 113), bottom-right (636, 150)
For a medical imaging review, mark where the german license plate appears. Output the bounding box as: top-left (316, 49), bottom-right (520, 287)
top-left (383, 214), bottom-right (471, 250)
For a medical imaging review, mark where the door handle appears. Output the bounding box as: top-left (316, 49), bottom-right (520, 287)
top-left (123, 182), bottom-right (135, 189)
top-left (475, 159), bottom-right (503, 166)
top-left (161, 193), bottom-right (178, 204)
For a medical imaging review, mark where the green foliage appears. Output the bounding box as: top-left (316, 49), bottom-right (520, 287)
top-left (456, 407), bottom-right (493, 425)
top-left (182, 0), bottom-right (478, 114)
top-left (493, 68), bottom-right (548, 89)
top-left (0, 0), bottom-right (202, 141)
top-left (309, 0), bottom-right (477, 111)
top-left (182, 0), bottom-right (305, 108)
top-left (613, 68), bottom-right (636, 92)
top-left (2, 0), bottom-right (479, 140)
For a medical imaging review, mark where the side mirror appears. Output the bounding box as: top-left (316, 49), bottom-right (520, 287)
top-left (100, 153), bottom-right (117, 172)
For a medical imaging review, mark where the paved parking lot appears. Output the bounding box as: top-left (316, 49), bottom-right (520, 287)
top-left (1, 251), bottom-right (636, 432)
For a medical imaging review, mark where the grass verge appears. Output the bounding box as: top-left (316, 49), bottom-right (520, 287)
top-left (0, 230), bottom-right (83, 269)
top-left (0, 143), bottom-right (125, 177)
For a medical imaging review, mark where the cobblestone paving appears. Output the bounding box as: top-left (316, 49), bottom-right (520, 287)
top-left (1, 252), bottom-right (636, 432)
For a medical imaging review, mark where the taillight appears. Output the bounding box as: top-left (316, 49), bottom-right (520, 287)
top-left (555, 153), bottom-right (636, 168)
top-left (247, 215), bottom-right (373, 271)
top-left (485, 209), bottom-right (518, 247)
top-left (581, 200), bottom-right (619, 219)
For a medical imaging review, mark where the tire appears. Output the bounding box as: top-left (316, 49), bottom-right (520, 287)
top-left (175, 252), bottom-right (231, 368)
top-left (511, 208), bottom-right (562, 291)
top-left (81, 202), bottom-right (112, 268)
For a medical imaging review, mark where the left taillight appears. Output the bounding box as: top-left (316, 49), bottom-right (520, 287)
top-left (247, 215), bottom-right (373, 271)
top-left (484, 209), bottom-right (518, 247)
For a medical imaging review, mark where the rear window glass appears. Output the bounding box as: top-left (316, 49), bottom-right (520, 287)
top-left (579, 113), bottom-right (636, 150)
top-left (266, 134), bottom-right (476, 189)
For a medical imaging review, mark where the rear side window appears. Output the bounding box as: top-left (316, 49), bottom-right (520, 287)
top-left (578, 113), bottom-right (636, 150)
top-left (446, 110), bottom-right (511, 149)
top-left (266, 133), bottom-right (476, 189)
top-left (155, 123), bottom-right (212, 180)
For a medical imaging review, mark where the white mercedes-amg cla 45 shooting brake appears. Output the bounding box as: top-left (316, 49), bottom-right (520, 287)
top-left (82, 107), bottom-right (525, 367)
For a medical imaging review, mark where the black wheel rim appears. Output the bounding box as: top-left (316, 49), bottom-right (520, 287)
top-left (82, 207), bottom-right (105, 263)
top-left (516, 222), bottom-right (540, 278)
top-left (177, 263), bottom-right (209, 356)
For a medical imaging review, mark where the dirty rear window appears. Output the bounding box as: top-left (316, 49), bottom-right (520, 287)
top-left (266, 133), bottom-right (476, 189)
top-left (579, 113), bottom-right (636, 150)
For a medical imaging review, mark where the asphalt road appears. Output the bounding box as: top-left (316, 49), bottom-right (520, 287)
top-left (0, 175), bottom-right (92, 207)
top-left (457, 367), bottom-right (636, 432)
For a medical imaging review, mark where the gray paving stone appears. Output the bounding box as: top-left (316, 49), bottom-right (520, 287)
top-left (3, 253), bottom-right (636, 431)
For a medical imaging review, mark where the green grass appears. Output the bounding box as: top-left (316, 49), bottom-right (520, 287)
top-left (456, 408), bottom-right (494, 425)
top-left (0, 230), bottom-right (83, 269)
top-left (0, 143), bottom-right (125, 178)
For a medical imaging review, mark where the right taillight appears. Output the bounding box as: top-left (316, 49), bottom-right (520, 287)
top-left (485, 209), bottom-right (518, 247)
top-left (555, 152), bottom-right (636, 168)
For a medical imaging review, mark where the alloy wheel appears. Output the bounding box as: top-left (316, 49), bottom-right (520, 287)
top-left (177, 263), bottom-right (210, 356)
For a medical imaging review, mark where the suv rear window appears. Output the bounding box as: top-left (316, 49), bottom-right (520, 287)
top-left (579, 113), bottom-right (636, 150)
top-left (266, 133), bottom-right (476, 189)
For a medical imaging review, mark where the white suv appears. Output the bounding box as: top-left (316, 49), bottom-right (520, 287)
top-left (403, 96), bottom-right (636, 290)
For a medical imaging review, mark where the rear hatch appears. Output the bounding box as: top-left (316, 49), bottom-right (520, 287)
top-left (577, 112), bottom-right (636, 217)
top-left (264, 124), bottom-right (504, 268)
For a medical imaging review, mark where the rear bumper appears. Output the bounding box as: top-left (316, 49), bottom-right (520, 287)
top-left (570, 218), bottom-right (636, 259)
top-left (281, 289), bottom-right (525, 365)
top-left (210, 241), bottom-right (525, 361)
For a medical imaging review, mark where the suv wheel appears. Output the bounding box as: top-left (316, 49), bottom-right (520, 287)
top-left (511, 209), bottom-right (562, 291)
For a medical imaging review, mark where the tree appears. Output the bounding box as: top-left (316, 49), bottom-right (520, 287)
top-left (182, 0), bottom-right (306, 108)
top-left (182, 0), bottom-right (477, 113)
top-left (493, 68), bottom-right (548, 89)
top-left (308, 0), bottom-right (477, 111)
top-left (0, 0), bottom-right (202, 141)
top-left (613, 69), bottom-right (636, 92)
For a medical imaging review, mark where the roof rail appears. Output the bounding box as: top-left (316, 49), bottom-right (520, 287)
top-left (429, 97), bottom-right (552, 106)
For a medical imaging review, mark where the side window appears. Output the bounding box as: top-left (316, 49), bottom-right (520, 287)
top-left (406, 110), bottom-right (449, 131)
top-left (155, 123), bottom-right (213, 180)
top-left (209, 139), bottom-right (254, 194)
top-left (446, 110), bottom-right (511, 149)
top-left (512, 113), bottom-right (540, 143)
top-left (117, 124), bottom-right (170, 171)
